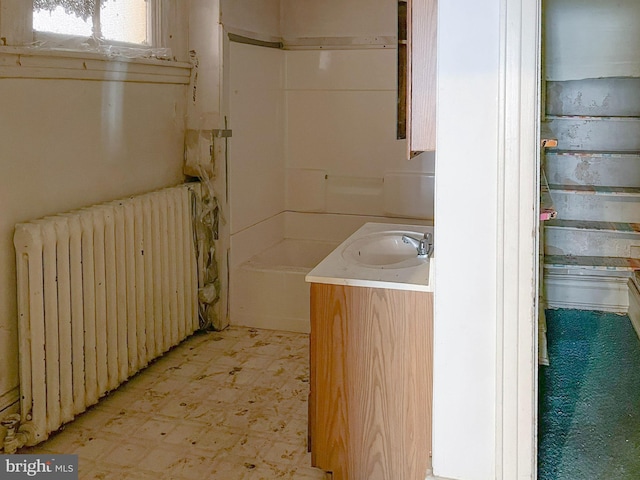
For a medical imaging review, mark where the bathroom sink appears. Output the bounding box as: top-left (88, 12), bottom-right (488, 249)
top-left (306, 222), bottom-right (434, 292)
top-left (341, 231), bottom-right (428, 269)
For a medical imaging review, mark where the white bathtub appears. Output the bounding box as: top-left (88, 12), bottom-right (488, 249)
top-left (229, 212), bottom-right (432, 333)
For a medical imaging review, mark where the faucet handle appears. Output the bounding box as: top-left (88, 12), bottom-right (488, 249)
top-left (421, 232), bottom-right (433, 257)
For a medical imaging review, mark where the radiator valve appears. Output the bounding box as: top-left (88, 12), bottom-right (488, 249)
top-left (2, 414), bottom-right (35, 454)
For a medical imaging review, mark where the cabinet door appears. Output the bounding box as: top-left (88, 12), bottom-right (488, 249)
top-left (309, 283), bottom-right (433, 480)
top-left (398, 0), bottom-right (437, 157)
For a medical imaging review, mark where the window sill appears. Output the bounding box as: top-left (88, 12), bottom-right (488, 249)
top-left (0, 47), bottom-right (192, 84)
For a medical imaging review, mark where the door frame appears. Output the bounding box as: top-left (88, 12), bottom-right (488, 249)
top-left (431, 0), bottom-right (540, 478)
top-left (495, 0), bottom-right (541, 478)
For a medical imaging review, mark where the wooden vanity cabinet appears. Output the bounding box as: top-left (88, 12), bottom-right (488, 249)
top-left (309, 283), bottom-right (433, 480)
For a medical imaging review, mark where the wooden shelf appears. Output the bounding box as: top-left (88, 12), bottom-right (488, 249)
top-left (548, 149), bottom-right (640, 157)
top-left (548, 184), bottom-right (640, 196)
top-left (545, 219), bottom-right (640, 233)
top-left (544, 254), bottom-right (640, 271)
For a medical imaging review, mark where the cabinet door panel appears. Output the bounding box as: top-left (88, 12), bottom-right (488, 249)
top-left (309, 283), bottom-right (433, 480)
top-left (410, 0), bottom-right (438, 153)
top-left (398, 0), bottom-right (437, 156)
top-left (310, 283), bottom-right (350, 477)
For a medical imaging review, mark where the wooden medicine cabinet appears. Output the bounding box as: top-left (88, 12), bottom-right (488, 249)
top-left (398, 0), bottom-right (437, 157)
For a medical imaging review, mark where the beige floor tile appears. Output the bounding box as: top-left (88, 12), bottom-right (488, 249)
top-left (18, 326), bottom-right (326, 479)
top-left (29, 428), bottom-right (85, 454)
top-left (166, 452), bottom-right (219, 479)
top-left (115, 467), bottom-right (164, 480)
top-left (210, 452), bottom-right (260, 479)
top-left (163, 420), bottom-right (209, 446)
top-left (229, 432), bottom-right (273, 460)
top-left (77, 459), bottom-right (127, 480)
top-left (124, 388), bottom-right (172, 413)
top-left (194, 427), bottom-right (241, 453)
top-left (71, 437), bottom-right (119, 462)
top-left (292, 465), bottom-right (332, 479)
top-left (100, 409), bottom-right (147, 437)
top-left (262, 440), bottom-right (308, 465)
top-left (134, 417), bottom-right (180, 442)
top-left (137, 445), bottom-right (191, 473)
top-left (99, 442), bottom-right (149, 468)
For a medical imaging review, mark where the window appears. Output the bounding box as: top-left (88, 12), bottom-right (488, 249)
top-left (33, 0), bottom-right (151, 46)
top-left (0, 0), bottom-right (188, 80)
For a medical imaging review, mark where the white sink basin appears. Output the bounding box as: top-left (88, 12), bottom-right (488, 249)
top-left (306, 222), bottom-right (434, 292)
top-left (341, 231), bottom-right (428, 269)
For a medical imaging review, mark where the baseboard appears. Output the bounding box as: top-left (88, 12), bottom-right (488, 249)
top-left (544, 273), bottom-right (630, 312)
top-left (539, 307), bottom-right (550, 366)
top-left (426, 473), bottom-right (456, 480)
top-left (628, 278), bottom-right (640, 341)
top-left (231, 313), bottom-right (310, 334)
top-left (0, 387), bottom-right (19, 414)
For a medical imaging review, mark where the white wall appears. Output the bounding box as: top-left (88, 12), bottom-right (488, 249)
top-left (227, 0), bottom-right (434, 238)
top-left (281, 0), bottom-right (395, 40)
top-left (221, 0), bottom-right (281, 41)
top-left (188, 0), bottom-right (223, 130)
top-left (545, 0), bottom-right (640, 80)
top-left (433, 0), bottom-right (501, 478)
top-left (281, 0), bottom-right (433, 221)
top-left (285, 49), bottom-right (434, 218)
top-left (228, 42), bottom-right (285, 235)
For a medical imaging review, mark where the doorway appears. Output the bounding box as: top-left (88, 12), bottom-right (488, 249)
top-left (538, 1), bottom-right (640, 478)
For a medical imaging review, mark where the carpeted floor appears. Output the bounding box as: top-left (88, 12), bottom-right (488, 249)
top-left (538, 309), bottom-right (640, 480)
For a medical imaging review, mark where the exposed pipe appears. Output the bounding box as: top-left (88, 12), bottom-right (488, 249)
top-left (1, 414), bottom-right (35, 454)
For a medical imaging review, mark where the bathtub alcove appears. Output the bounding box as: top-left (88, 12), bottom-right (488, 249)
top-left (226, 41), bottom-right (435, 334)
top-left (230, 211), bottom-right (432, 333)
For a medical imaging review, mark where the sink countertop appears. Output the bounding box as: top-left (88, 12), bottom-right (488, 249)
top-left (305, 222), bottom-right (434, 292)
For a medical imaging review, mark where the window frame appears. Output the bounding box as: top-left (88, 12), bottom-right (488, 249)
top-left (0, 0), bottom-right (190, 84)
top-left (32, 0), bottom-right (160, 49)
top-left (1, 0), bottom-right (168, 53)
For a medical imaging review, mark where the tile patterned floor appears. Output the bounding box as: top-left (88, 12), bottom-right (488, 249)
top-left (20, 327), bottom-right (329, 480)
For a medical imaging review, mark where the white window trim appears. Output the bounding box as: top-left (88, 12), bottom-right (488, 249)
top-left (0, 46), bottom-right (191, 83)
top-left (0, 0), bottom-right (190, 83)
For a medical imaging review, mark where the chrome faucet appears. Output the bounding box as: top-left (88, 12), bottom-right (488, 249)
top-left (402, 232), bottom-right (433, 258)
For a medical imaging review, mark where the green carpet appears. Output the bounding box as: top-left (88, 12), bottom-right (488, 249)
top-left (538, 309), bottom-right (640, 479)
